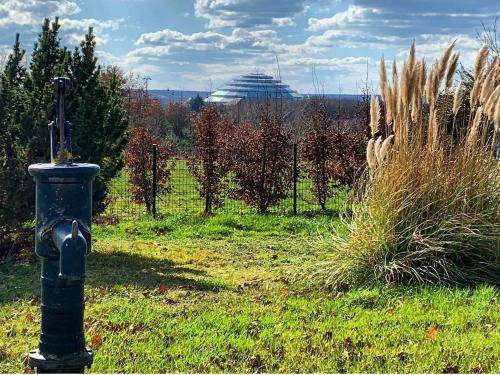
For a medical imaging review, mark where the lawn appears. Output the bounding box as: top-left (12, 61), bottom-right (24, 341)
top-left (0, 210), bottom-right (498, 373)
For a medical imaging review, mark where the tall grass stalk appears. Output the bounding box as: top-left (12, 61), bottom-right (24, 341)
top-left (322, 43), bottom-right (500, 287)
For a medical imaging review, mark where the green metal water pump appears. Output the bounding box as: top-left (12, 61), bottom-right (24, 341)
top-left (28, 77), bottom-right (99, 373)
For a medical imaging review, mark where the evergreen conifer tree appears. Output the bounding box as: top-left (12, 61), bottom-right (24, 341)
top-left (69, 27), bottom-right (127, 214)
top-left (0, 35), bottom-right (31, 252)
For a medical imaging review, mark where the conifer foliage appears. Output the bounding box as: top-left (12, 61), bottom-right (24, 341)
top-left (0, 18), bottom-right (127, 255)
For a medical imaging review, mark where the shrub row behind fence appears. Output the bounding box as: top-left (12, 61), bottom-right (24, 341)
top-left (104, 144), bottom-right (349, 220)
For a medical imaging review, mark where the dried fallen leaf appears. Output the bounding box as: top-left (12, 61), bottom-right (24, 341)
top-left (280, 286), bottom-right (288, 295)
top-left (158, 284), bottom-right (169, 294)
top-left (0, 347), bottom-right (11, 359)
top-left (248, 354), bottom-right (262, 370)
top-left (91, 331), bottom-right (103, 349)
top-left (443, 364), bottom-right (459, 373)
top-left (426, 326), bottom-right (439, 339)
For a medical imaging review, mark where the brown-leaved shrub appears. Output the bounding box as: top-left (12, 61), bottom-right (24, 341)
top-left (188, 106), bottom-right (234, 215)
top-left (231, 108), bottom-right (293, 213)
top-left (124, 127), bottom-right (174, 214)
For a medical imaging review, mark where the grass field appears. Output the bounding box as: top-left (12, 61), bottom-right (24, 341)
top-left (0, 210), bottom-right (499, 373)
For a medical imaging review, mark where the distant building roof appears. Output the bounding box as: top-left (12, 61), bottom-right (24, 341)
top-left (206, 73), bottom-right (302, 104)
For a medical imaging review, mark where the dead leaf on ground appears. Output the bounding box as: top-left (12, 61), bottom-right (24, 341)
top-left (443, 364), bottom-right (459, 373)
top-left (158, 284), bottom-right (169, 294)
top-left (91, 331), bottom-right (103, 349)
top-left (426, 326), bottom-right (439, 339)
top-left (248, 354), bottom-right (262, 370)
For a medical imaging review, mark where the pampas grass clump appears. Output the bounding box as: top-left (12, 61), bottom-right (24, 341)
top-left (322, 43), bottom-right (500, 287)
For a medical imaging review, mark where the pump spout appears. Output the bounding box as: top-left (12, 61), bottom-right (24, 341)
top-left (52, 220), bottom-right (87, 280)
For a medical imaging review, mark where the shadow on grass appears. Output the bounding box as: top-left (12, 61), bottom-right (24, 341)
top-left (87, 251), bottom-right (224, 292)
top-left (0, 250), bottom-right (225, 304)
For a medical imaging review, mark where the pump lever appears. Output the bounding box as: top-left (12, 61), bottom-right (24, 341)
top-left (71, 220), bottom-right (79, 240)
top-left (51, 77), bottom-right (73, 164)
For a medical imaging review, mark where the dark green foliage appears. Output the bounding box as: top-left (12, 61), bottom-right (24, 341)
top-left (0, 18), bottom-right (127, 254)
top-left (0, 35), bottom-right (31, 255)
top-left (190, 94), bottom-right (204, 112)
top-left (68, 28), bottom-right (127, 214)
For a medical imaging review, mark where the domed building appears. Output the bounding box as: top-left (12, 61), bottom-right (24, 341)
top-left (206, 73), bottom-right (302, 104)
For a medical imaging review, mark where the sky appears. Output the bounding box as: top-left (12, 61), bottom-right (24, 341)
top-left (0, 0), bottom-right (498, 93)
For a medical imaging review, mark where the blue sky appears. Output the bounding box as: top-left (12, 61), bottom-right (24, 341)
top-left (0, 0), bottom-right (498, 93)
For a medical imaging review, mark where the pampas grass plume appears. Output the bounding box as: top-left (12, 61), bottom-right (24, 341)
top-left (370, 95), bottom-right (380, 136)
top-left (453, 82), bottom-right (463, 116)
top-left (366, 138), bottom-right (377, 171)
top-left (446, 52), bottom-right (459, 91)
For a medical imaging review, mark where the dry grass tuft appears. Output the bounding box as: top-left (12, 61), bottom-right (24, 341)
top-left (320, 43), bottom-right (500, 287)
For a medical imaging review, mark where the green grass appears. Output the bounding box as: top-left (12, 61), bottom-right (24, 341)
top-left (1, 210), bottom-right (498, 373)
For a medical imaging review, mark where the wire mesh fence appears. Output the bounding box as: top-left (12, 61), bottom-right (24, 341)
top-left (103, 144), bottom-right (349, 220)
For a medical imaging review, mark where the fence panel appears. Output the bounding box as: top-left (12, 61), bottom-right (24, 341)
top-left (104, 144), bottom-right (348, 220)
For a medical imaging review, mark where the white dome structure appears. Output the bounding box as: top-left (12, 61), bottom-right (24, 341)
top-left (206, 73), bottom-right (302, 103)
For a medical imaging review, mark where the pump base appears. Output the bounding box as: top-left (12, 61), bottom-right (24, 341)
top-left (28, 348), bottom-right (93, 374)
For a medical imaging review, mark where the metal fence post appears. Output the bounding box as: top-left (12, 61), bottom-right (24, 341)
top-left (152, 144), bottom-right (158, 218)
top-left (293, 143), bottom-right (298, 214)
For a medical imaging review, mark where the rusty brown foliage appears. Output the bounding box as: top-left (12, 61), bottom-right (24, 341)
top-left (330, 122), bottom-right (367, 187)
top-left (230, 108), bottom-right (293, 213)
top-left (188, 106), bottom-right (234, 215)
top-left (124, 127), bottom-right (174, 214)
top-left (301, 99), bottom-right (367, 209)
top-left (300, 100), bottom-right (336, 210)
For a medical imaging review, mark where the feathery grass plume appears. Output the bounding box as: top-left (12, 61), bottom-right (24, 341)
top-left (411, 92), bottom-right (421, 123)
top-left (366, 138), bottom-right (377, 172)
top-left (485, 85), bottom-right (500, 119)
top-left (378, 134), bottom-right (395, 163)
top-left (380, 57), bottom-right (388, 103)
top-left (419, 59), bottom-right (427, 93)
top-left (445, 52), bottom-right (459, 92)
top-left (466, 106), bottom-right (483, 150)
top-left (427, 110), bottom-right (439, 147)
top-left (370, 95), bottom-right (380, 136)
top-left (408, 41), bottom-right (417, 74)
top-left (495, 97), bottom-right (500, 128)
top-left (374, 136), bottom-right (383, 164)
top-left (400, 61), bottom-right (410, 117)
top-left (431, 63), bottom-right (440, 105)
top-left (385, 84), bottom-right (394, 125)
top-left (470, 46), bottom-right (489, 107)
top-left (318, 43), bottom-right (500, 288)
top-left (479, 64), bottom-right (496, 105)
top-left (474, 45), bottom-right (489, 81)
top-left (437, 41), bottom-right (455, 82)
top-left (392, 59), bottom-right (398, 87)
top-left (453, 82), bottom-right (463, 116)
top-left (426, 66), bottom-right (437, 109)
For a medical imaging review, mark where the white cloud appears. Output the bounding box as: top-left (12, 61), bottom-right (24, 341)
top-left (307, 5), bottom-right (371, 32)
top-left (60, 18), bottom-right (123, 45)
top-left (0, 0), bottom-right (80, 28)
top-left (272, 17), bottom-right (295, 27)
top-left (133, 27), bottom-right (279, 55)
top-left (194, 0), bottom-right (305, 28)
